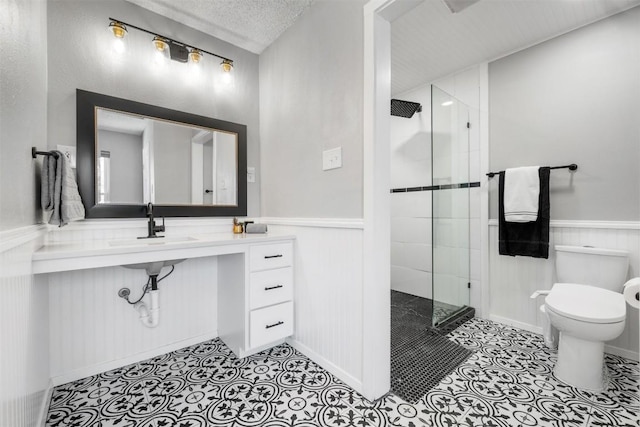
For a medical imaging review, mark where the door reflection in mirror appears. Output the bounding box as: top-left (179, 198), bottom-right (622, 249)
top-left (96, 108), bottom-right (238, 207)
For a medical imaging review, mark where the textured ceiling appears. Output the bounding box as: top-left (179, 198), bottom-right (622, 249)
top-left (391, 0), bottom-right (640, 95)
top-left (126, 0), bottom-right (314, 54)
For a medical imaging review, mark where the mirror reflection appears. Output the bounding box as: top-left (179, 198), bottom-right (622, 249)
top-left (96, 108), bottom-right (238, 207)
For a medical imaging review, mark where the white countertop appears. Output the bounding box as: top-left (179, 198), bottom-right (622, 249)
top-left (33, 232), bottom-right (296, 274)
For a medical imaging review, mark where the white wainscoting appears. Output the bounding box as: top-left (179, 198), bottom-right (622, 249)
top-left (46, 254), bottom-right (219, 385)
top-left (489, 220), bottom-right (640, 360)
top-left (265, 220), bottom-right (365, 393)
top-left (0, 225), bottom-right (50, 427)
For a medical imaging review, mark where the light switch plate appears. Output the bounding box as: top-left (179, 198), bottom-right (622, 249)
top-left (57, 145), bottom-right (76, 168)
top-left (247, 167), bottom-right (256, 183)
top-left (322, 147), bottom-right (342, 171)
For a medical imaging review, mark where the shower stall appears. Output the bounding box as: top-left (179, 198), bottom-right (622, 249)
top-left (390, 85), bottom-right (473, 329)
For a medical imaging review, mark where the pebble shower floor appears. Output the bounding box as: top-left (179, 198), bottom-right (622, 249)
top-left (47, 318), bottom-right (639, 427)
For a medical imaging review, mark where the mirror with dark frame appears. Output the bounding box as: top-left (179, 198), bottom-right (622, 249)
top-left (76, 89), bottom-right (247, 218)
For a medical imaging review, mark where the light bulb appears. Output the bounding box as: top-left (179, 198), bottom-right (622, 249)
top-left (109, 21), bottom-right (127, 39)
top-left (153, 36), bottom-right (168, 52)
top-left (189, 49), bottom-right (202, 64)
top-left (220, 59), bottom-right (233, 73)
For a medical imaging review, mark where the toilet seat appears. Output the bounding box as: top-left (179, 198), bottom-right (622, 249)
top-left (546, 283), bottom-right (626, 324)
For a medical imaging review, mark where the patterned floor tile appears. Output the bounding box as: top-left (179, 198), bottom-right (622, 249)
top-left (46, 318), bottom-right (639, 427)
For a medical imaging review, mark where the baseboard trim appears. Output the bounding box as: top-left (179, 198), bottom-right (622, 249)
top-left (262, 217), bottom-right (365, 229)
top-left (38, 379), bottom-right (54, 427)
top-left (286, 338), bottom-right (363, 395)
top-left (489, 315), bottom-right (543, 335)
top-left (490, 315), bottom-right (640, 361)
top-left (50, 332), bottom-right (218, 386)
top-left (604, 344), bottom-right (640, 362)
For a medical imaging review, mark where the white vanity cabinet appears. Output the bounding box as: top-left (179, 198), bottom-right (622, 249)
top-left (218, 240), bottom-right (295, 357)
top-left (33, 232), bottom-right (296, 364)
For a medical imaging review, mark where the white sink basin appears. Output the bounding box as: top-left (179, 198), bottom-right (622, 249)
top-left (108, 236), bottom-right (197, 247)
top-left (121, 259), bottom-right (187, 275)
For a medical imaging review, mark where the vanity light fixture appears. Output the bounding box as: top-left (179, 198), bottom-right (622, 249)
top-left (107, 18), bottom-right (234, 70)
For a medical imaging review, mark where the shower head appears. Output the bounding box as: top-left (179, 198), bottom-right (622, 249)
top-left (391, 99), bottom-right (422, 118)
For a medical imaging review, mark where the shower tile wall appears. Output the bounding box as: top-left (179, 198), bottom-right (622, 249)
top-left (391, 84), bottom-right (433, 299)
top-left (391, 67), bottom-right (482, 304)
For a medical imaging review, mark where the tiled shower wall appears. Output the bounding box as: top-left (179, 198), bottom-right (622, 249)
top-left (390, 66), bottom-right (482, 304)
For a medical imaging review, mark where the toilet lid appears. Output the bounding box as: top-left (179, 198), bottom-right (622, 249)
top-left (545, 283), bottom-right (626, 324)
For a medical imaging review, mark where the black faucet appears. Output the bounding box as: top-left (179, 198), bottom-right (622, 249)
top-left (140, 202), bottom-right (165, 239)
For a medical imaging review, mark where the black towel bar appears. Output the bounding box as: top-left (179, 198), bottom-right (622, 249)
top-left (486, 163), bottom-right (577, 178)
top-left (31, 147), bottom-right (59, 159)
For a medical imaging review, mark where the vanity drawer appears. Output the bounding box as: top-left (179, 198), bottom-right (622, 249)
top-left (250, 301), bottom-right (293, 349)
top-left (250, 267), bottom-right (293, 310)
top-left (250, 242), bottom-right (293, 272)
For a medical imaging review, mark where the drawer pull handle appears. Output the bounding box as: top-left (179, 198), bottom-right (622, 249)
top-left (266, 321), bottom-right (284, 329)
top-left (264, 254), bottom-right (283, 259)
top-left (265, 284), bottom-right (283, 291)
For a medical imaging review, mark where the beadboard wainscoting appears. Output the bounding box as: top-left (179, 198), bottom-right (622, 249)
top-left (0, 226), bottom-right (50, 427)
top-left (263, 219), bottom-right (365, 393)
top-left (489, 220), bottom-right (640, 360)
top-left (43, 218), bottom-right (236, 386)
top-left (46, 255), bottom-right (219, 385)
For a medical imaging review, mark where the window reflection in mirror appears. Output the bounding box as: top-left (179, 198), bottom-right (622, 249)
top-left (96, 108), bottom-right (238, 207)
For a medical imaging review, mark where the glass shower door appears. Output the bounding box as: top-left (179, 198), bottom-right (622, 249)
top-left (431, 86), bottom-right (470, 327)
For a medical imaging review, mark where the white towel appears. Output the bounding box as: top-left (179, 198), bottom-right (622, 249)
top-left (504, 166), bottom-right (540, 223)
top-left (41, 150), bottom-right (85, 227)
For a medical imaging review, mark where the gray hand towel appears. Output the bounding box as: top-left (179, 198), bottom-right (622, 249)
top-left (41, 150), bottom-right (85, 227)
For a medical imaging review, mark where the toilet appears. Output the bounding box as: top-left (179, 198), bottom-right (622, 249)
top-left (544, 245), bottom-right (629, 390)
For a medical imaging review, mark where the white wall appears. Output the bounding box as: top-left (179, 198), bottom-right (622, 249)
top-left (489, 7), bottom-right (640, 221)
top-left (259, 0), bottom-right (365, 218)
top-left (0, 0), bottom-right (48, 231)
top-left (47, 0), bottom-right (262, 216)
top-left (267, 223), bottom-right (365, 391)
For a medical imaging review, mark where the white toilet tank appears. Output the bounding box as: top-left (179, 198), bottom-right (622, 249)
top-left (555, 245), bottom-right (629, 292)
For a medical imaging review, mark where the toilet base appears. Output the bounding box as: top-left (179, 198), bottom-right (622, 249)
top-left (554, 333), bottom-right (605, 391)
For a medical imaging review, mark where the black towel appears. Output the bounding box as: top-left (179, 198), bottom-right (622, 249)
top-left (499, 167), bottom-right (550, 258)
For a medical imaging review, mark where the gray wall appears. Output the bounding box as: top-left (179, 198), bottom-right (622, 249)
top-left (47, 0), bottom-right (261, 217)
top-left (259, 0), bottom-right (365, 218)
top-left (0, 0), bottom-right (48, 231)
top-left (153, 121), bottom-right (191, 204)
top-left (98, 130), bottom-right (143, 204)
top-left (489, 7), bottom-right (640, 221)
